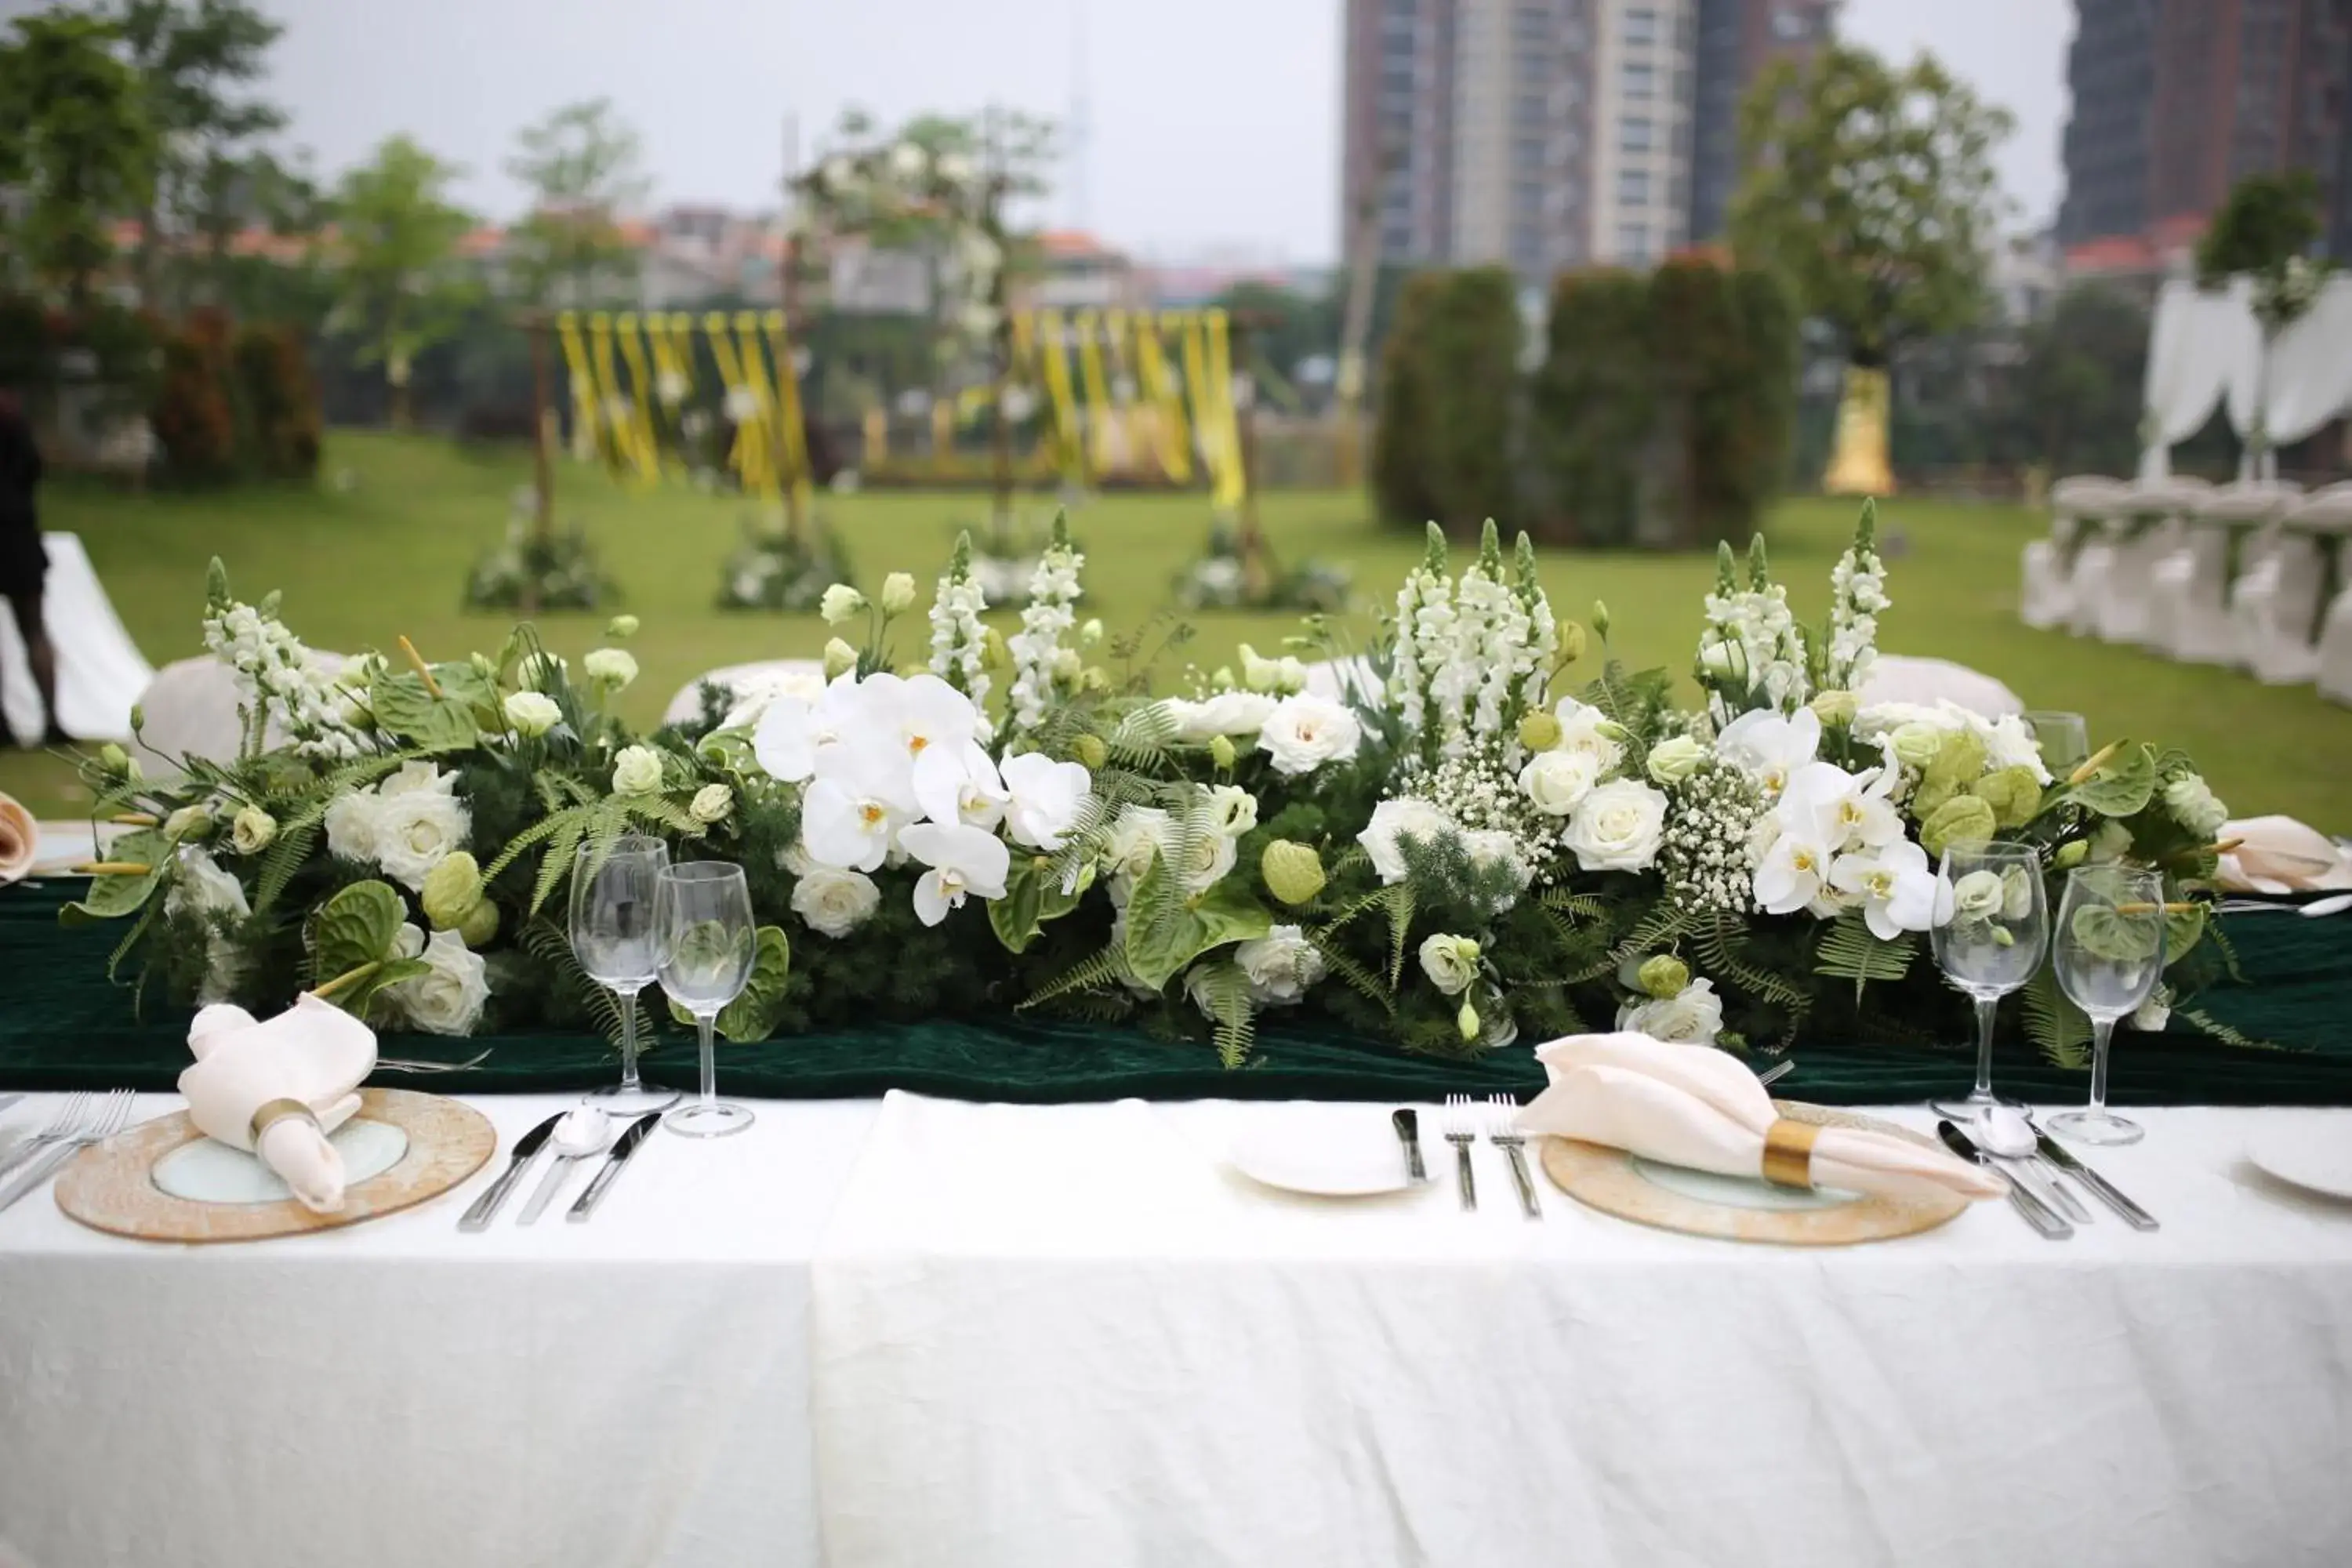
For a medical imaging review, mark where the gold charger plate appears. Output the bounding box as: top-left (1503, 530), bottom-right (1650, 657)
top-left (1539, 1100), bottom-right (1969, 1246)
top-left (53, 1088), bottom-right (495, 1243)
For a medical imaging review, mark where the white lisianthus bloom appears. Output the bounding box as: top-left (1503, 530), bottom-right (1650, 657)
top-left (384, 927), bottom-right (491, 1036)
top-left (1551, 696), bottom-right (1626, 771)
top-left (323, 791), bottom-right (382, 863)
top-left (1103, 804), bottom-right (1171, 904)
top-left (690, 783), bottom-right (735, 824)
top-left (1519, 747), bottom-right (1602, 818)
top-left (1646, 734), bottom-right (1709, 785)
top-left (1562, 779), bottom-right (1668, 873)
top-left (1982, 713), bottom-right (2051, 782)
top-left (1256, 693), bottom-right (1363, 776)
top-left (1618, 978), bottom-right (1726, 1045)
top-left (372, 789), bottom-right (471, 893)
top-left (1000, 752), bottom-right (1092, 851)
top-left (1232, 924), bottom-right (1327, 1005)
top-left (1162, 690), bottom-right (1278, 742)
top-left (165, 804), bottom-right (212, 841)
top-left (792, 867), bottom-right (882, 938)
top-left (380, 760), bottom-right (457, 799)
top-left (1828, 839), bottom-right (1940, 940)
top-left (819, 584), bottom-right (868, 625)
top-left (1948, 868), bottom-right (2005, 921)
top-left (1174, 820), bottom-right (1240, 895)
top-left (880, 572), bottom-right (917, 615)
top-left (1204, 783), bottom-right (1259, 839)
top-left (900, 822), bottom-right (1011, 926)
top-left (503, 691), bottom-right (561, 736)
top-left (516, 652), bottom-right (567, 693)
top-left (1240, 644), bottom-right (1283, 692)
top-left (1714, 707), bottom-right (1822, 800)
top-left (2163, 773), bottom-right (2227, 838)
top-left (1360, 797), bottom-right (1455, 885)
top-left (583, 648), bottom-right (637, 691)
top-left (2132, 983), bottom-right (2172, 1033)
top-left (1755, 832), bottom-right (1835, 915)
top-left (1417, 933), bottom-right (1482, 996)
top-left (229, 806), bottom-right (276, 855)
top-left (611, 745), bottom-right (665, 797)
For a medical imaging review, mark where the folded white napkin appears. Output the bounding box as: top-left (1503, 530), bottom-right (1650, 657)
top-left (177, 996), bottom-right (378, 1213)
top-left (2217, 815), bottom-right (2352, 894)
top-left (1517, 1033), bottom-right (2004, 1203)
top-left (0, 793), bottom-right (35, 884)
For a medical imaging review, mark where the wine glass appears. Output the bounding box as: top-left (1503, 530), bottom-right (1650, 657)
top-left (655, 860), bottom-right (757, 1138)
top-left (568, 836), bottom-right (677, 1113)
top-left (2022, 711), bottom-right (2090, 772)
top-left (1929, 840), bottom-right (2050, 1120)
top-left (2049, 865), bottom-right (2167, 1145)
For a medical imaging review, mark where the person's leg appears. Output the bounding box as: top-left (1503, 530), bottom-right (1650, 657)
top-left (6, 588), bottom-right (64, 743)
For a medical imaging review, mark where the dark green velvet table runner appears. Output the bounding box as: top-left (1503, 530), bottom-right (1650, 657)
top-left (2, 880), bottom-right (2346, 1105)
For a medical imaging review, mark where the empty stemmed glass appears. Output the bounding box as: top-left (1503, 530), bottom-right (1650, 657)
top-left (568, 836), bottom-right (677, 1114)
top-left (2023, 711), bottom-right (2090, 772)
top-left (2049, 865), bottom-right (2167, 1145)
top-left (655, 860), bottom-right (757, 1138)
top-left (1929, 840), bottom-right (2051, 1121)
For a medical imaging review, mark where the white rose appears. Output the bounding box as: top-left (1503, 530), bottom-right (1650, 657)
top-left (1646, 734), bottom-right (1708, 786)
top-left (1552, 698), bottom-right (1627, 771)
top-left (1232, 924), bottom-right (1327, 1005)
top-left (323, 791), bottom-right (382, 863)
top-left (166, 846), bottom-right (250, 920)
top-left (1463, 829), bottom-right (1534, 897)
top-left (820, 584), bottom-right (868, 625)
top-left (384, 927), bottom-right (491, 1036)
top-left (372, 789), bottom-right (471, 893)
top-left (1174, 822), bottom-right (1240, 895)
top-left (1360, 797), bottom-right (1454, 885)
top-left (612, 744), bottom-right (664, 797)
top-left (1205, 783), bottom-right (1258, 839)
top-left (1417, 933), bottom-right (1482, 996)
top-left (504, 691), bottom-right (561, 736)
top-left (1519, 748), bottom-right (1601, 817)
top-left (691, 783), bottom-right (735, 823)
top-left (583, 648), bottom-right (638, 691)
top-left (1617, 978), bottom-right (1725, 1045)
top-left (793, 866), bottom-right (882, 938)
top-left (1562, 779), bottom-right (1668, 873)
top-left (1163, 690), bottom-right (1277, 742)
top-left (1256, 693), bottom-right (1363, 776)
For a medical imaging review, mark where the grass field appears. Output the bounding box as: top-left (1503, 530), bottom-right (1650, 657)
top-left (5, 430), bottom-right (2350, 829)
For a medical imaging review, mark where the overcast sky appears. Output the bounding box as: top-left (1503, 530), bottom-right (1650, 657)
top-left (9, 0), bottom-right (2074, 260)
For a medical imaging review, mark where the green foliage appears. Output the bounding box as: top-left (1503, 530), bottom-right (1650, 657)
top-left (518, 915), bottom-right (655, 1052)
top-left (1369, 267), bottom-right (1521, 535)
top-left (2021, 967), bottom-right (2092, 1069)
top-left (1813, 911), bottom-right (1915, 1001)
top-left (1731, 43), bottom-right (2013, 366)
top-left (2071, 742), bottom-right (2158, 817)
top-left (501, 99), bottom-right (649, 307)
top-left (58, 829), bottom-right (170, 927)
top-left (1122, 848), bottom-right (1276, 991)
top-left (668, 924), bottom-right (791, 1043)
top-left (370, 668), bottom-right (481, 751)
top-left (987, 853), bottom-right (1086, 954)
top-left (328, 134), bottom-right (480, 425)
top-left (308, 879), bottom-right (423, 1021)
top-left (0, 9), bottom-right (154, 304)
top-left (1187, 960), bottom-right (1257, 1069)
top-left (2196, 171), bottom-right (2323, 298)
top-left (1530, 269), bottom-right (1653, 546)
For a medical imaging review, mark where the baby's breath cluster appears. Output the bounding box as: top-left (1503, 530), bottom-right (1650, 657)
top-left (1657, 761), bottom-right (1762, 915)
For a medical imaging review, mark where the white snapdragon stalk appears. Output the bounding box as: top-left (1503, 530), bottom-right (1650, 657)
top-left (200, 583), bottom-right (364, 760)
top-left (1512, 532), bottom-right (1560, 722)
top-left (1456, 524), bottom-right (1529, 749)
top-left (927, 532), bottom-right (993, 714)
top-left (1388, 525), bottom-right (1447, 739)
top-left (1824, 502), bottom-right (1889, 693)
top-left (1007, 516), bottom-right (1083, 734)
top-left (1697, 536), bottom-right (1809, 721)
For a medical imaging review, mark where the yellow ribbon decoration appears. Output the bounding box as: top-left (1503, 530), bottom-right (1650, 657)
top-left (1032, 309), bottom-right (1085, 484)
top-left (1133, 313), bottom-right (1191, 482)
top-left (612, 313), bottom-right (662, 486)
top-left (1203, 307), bottom-right (1246, 511)
top-left (1075, 310), bottom-right (1114, 476)
top-left (647, 312), bottom-right (694, 416)
top-left (1178, 311), bottom-right (1232, 505)
top-left (764, 310), bottom-right (815, 517)
top-left (555, 312), bottom-right (603, 463)
top-left (704, 310), bottom-right (775, 496)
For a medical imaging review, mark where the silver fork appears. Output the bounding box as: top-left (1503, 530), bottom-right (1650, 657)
top-left (0, 1090), bottom-right (136, 1215)
top-left (1443, 1094), bottom-right (1478, 1212)
top-left (0, 1091), bottom-right (90, 1182)
top-left (1486, 1094), bottom-right (1541, 1218)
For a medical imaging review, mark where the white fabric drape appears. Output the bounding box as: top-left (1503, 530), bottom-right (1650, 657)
top-left (2247, 278), bottom-right (2352, 452)
top-left (0, 534), bottom-right (154, 741)
top-left (2144, 275), bottom-right (2352, 479)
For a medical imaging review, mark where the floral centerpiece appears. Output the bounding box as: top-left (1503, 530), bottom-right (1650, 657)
top-left (67, 505), bottom-right (2239, 1075)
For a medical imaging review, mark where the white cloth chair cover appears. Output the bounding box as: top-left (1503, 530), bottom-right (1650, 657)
top-left (2019, 539), bottom-right (2074, 630)
top-left (1853, 655), bottom-right (2024, 718)
top-left (0, 533), bottom-right (155, 740)
top-left (2067, 539), bottom-right (2118, 637)
top-left (2230, 488), bottom-right (2348, 684)
top-left (2151, 482), bottom-right (2289, 664)
top-left (2316, 589), bottom-right (2352, 705)
top-left (1302, 655), bottom-right (1381, 707)
top-left (132, 651), bottom-right (349, 774)
top-left (661, 659), bottom-right (828, 731)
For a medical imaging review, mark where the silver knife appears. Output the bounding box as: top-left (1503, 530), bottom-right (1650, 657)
top-left (567, 1112), bottom-right (661, 1222)
top-left (1939, 1120), bottom-right (2071, 1240)
top-left (2031, 1127), bottom-right (2159, 1231)
top-left (1391, 1108), bottom-right (1426, 1183)
top-left (457, 1113), bottom-right (564, 1232)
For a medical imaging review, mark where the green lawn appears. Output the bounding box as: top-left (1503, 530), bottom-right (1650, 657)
top-left (6, 429), bottom-right (2350, 829)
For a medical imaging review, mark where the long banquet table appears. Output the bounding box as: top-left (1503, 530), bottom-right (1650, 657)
top-left (5, 1089), bottom-right (2350, 1568)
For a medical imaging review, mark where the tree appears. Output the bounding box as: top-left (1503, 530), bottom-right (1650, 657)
top-left (1998, 284), bottom-right (2148, 479)
top-left (328, 135), bottom-right (478, 430)
top-left (1730, 43), bottom-right (2012, 494)
top-left (0, 9), bottom-right (154, 307)
top-left (503, 98), bottom-right (651, 307)
top-left (111, 0), bottom-right (287, 311)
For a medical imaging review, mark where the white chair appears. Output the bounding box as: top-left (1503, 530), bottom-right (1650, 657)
top-left (2154, 483), bottom-right (2288, 665)
top-left (2233, 485), bottom-right (2341, 684)
top-left (132, 651), bottom-right (350, 774)
top-left (661, 659), bottom-right (827, 731)
top-left (2027, 476), bottom-right (2129, 631)
top-left (1303, 655), bottom-right (1381, 707)
top-left (2315, 588), bottom-right (2352, 706)
top-left (1854, 655), bottom-right (2024, 718)
top-left (2094, 477), bottom-right (2205, 644)
top-left (2058, 479), bottom-right (2135, 637)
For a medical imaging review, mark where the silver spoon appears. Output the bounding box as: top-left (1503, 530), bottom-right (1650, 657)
top-left (517, 1107), bottom-right (614, 1225)
top-left (1974, 1105), bottom-right (2091, 1225)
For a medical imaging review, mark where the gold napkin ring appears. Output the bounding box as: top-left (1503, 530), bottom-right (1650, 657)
top-left (1761, 1118), bottom-right (1820, 1190)
top-left (249, 1098), bottom-right (318, 1142)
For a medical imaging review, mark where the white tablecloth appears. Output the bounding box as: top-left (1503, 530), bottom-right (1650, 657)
top-left (0, 1094), bottom-right (878, 1568)
top-left (5, 1091), bottom-right (2352, 1568)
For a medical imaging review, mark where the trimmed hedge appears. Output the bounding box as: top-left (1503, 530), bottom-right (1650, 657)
top-left (1370, 267), bottom-right (1521, 537)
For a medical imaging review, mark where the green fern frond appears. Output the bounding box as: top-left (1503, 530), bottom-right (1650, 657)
top-left (2020, 967), bottom-right (2091, 1069)
top-left (1693, 913), bottom-right (1814, 1014)
top-left (527, 806), bottom-right (601, 914)
top-left (1019, 940), bottom-right (1138, 1009)
top-left (2175, 1008), bottom-right (2281, 1051)
top-left (252, 821), bottom-right (319, 912)
top-left (518, 916), bottom-right (654, 1051)
top-left (1610, 905), bottom-right (1696, 970)
top-left (1307, 932), bottom-right (1395, 1015)
top-left (1384, 883), bottom-right (1416, 986)
top-left (1189, 960), bottom-right (1257, 1068)
top-left (1538, 888), bottom-right (1608, 922)
top-left (1812, 912), bottom-right (1915, 1002)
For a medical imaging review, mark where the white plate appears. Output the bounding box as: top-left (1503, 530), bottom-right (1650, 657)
top-left (151, 1118), bottom-right (410, 1204)
top-left (2249, 1122), bottom-right (2352, 1200)
top-left (1227, 1108), bottom-right (1414, 1197)
top-left (1629, 1156), bottom-right (1863, 1213)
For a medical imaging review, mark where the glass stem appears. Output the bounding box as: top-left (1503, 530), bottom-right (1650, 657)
top-left (1973, 994), bottom-right (1998, 1098)
top-left (615, 985), bottom-right (642, 1094)
top-left (2089, 1017), bottom-right (2116, 1116)
top-left (697, 1014), bottom-right (718, 1108)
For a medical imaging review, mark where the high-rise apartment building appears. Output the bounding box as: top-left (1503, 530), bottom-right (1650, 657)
top-left (2060, 0), bottom-right (2352, 267)
top-left (1339, 0), bottom-right (1835, 280)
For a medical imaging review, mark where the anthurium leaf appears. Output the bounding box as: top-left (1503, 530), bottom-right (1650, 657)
top-left (347, 956), bottom-right (432, 1023)
top-left (430, 661), bottom-right (501, 724)
top-left (669, 924), bottom-right (792, 1042)
top-left (1123, 856), bottom-right (1275, 990)
top-left (57, 829), bottom-right (172, 925)
top-left (314, 879), bottom-right (409, 981)
top-left (989, 855), bottom-right (1089, 954)
top-left (2073, 741), bottom-right (2158, 817)
top-left (1185, 879), bottom-right (1276, 950)
top-left (2164, 901), bottom-right (2207, 965)
top-left (369, 669), bottom-right (479, 751)
top-left (2068, 903), bottom-right (2164, 964)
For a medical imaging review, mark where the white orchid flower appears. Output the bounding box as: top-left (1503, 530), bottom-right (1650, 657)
top-left (1715, 707), bottom-right (1823, 800)
top-left (1828, 838), bottom-right (1939, 939)
top-left (1754, 830), bottom-right (1835, 915)
top-left (802, 739), bottom-right (920, 871)
top-left (752, 672), bottom-right (865, 782)
top-left (1000, 752), bottom-right (1093, 851)
top-left (900, 822), bottom-right (1011, 926)
top-left (924, 744), bottom-right (1009, 833)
